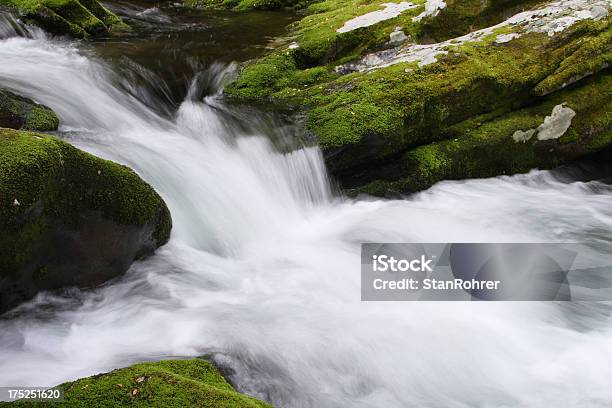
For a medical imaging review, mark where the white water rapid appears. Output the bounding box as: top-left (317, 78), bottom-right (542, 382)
top-left (1, 20), bottom-right (612, 408)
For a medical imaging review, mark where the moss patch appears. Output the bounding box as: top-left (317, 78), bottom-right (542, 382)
top-left (2, 359), bottom-right (271, 407)
top-left (0, 90), bottom-right (59, 131)
top-left (0, 0), bottom-right (127, 37)
top-left (351, 71), bottom-right (612, 196)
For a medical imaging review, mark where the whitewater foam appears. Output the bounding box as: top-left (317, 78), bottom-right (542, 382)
top-left (1, 27), bottom-right (612, 408)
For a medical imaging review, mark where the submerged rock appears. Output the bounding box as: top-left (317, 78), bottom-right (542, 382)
top-left (0, 0), bottom-right (127, 38)
top-left (0, 89), bottom-right (59, 131)
top-left (4, 359), bottom-right (271, 407)
top-left (0, 128), bottom-right (172, 314)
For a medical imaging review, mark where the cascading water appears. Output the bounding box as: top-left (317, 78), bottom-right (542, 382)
top-left (1, 12), bottom-right (612, 408)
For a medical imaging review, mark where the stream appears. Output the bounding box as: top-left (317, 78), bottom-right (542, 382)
top-left (1, 3), bottom-right (612, 407)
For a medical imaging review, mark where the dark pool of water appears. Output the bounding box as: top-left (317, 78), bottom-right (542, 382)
top-left (88, 0), bottom-right (296, 111)
top-left (98, 0), bottom-right (296, 63)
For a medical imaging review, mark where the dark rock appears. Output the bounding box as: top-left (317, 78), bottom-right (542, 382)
top-left (0, 89), bottom-right (59, 131)
top-left (0, 128), bottom-right (172, 314)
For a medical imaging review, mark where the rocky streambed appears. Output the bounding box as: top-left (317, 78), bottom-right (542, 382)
top-left (0, 0), bottom-right (611, 407)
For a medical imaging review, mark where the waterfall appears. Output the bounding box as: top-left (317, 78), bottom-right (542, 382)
top-left (1, 21), bottom-right (612, 408)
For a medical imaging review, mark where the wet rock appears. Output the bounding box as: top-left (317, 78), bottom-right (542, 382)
top-left (0, 128), bottom-right (172, 314)
top-left (0, 89), bottom-right (59, 131)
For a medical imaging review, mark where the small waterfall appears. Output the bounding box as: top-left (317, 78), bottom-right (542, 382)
top-left (1, 22), bottom-right (612, 408)
top-left (0, 10), bottom-right (45, 39)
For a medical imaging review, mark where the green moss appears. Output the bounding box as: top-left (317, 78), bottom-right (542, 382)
top-left (225, 0), bottom-right (611, 192)
top-left (78, 0), bottom-right (121, 26)
top-left (302, 32), bottom-right (558, 170)
top-left (227, 53), bottom-right (299, 99)
top-left (228, 15), bottom-right (611, 173)
top-left (0, 128), bottom-right (171, 274)
top-left (226, 0), bottom-right (432, 98)
top-left (352, 71), bottom-right (612, 195)
top-left (24, 106), bottom-right (59, 130)
top-left (2, 359), bottom-right (271, 408)
top-left (0, 90), bottom-right (59, 131)
top-left (533, 18), bottom-right (612, 96)
top-left (0, 0), bottom-right (126, 37)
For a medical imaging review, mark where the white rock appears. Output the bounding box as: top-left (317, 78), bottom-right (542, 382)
top-left (496, 33), bottom-right (520, 43)
top-left (288, 42), bottom-right (299, 49)
top-left (337, 2), bottom-right (418, 33)
top-left (338, 0), bottom-right (609, 73)
top-left (412, 0), bottom-right (447, 22)
top-left (13, 198), bottom-right (20, 206)
top-left (536, 104), bottom-right (576, 140)
top-left (389, 27), bottom-right (409, 44)
top-left (590, 5), bottom-right (608, 19)
top-left (512, 129), bottom-right (537, 143)
top-left (418, 49), bottom-right (444, 66)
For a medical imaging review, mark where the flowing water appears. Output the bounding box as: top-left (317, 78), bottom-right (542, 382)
top-left (1, 5), bottom-right (612, 408)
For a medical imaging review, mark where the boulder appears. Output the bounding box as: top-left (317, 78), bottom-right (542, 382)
top-left (0, 128), bottom-right (172, 314)
top-left (0, 89), bottom-right (59, 131)
top-left (348, 73), bottom-right (611, 196)
top-left (225, 0), bottom-right (611, 196)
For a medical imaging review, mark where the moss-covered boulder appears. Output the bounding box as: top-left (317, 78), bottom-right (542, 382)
top-left (349, 73), bottom-right (612, 196)
top-left (2, 359), bottom-right (271, 407)
top-left (225, 0), bottom-right (611, 195)
top-left (0, 0), bottom-right (127, 38)
top-left (0, 128), bottom-right (171, 314)
top-left (0, 89), bottom-right (59, 131)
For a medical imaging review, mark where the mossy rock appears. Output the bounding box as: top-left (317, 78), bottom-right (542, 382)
top-left (225, 0), bottom-right (610, 192)
top-left (349, 71), bottom-right (612, 196)
top-left (0, 0), bottom-right (127, 37)
top-left (2, 359), bottom-right (271, 407)
top-left (229, 16), bottom-right (611, 167)
top-left (0, 89), bottom-right (59, 131)
top-left (0, 128), bottom-right (172, 313)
